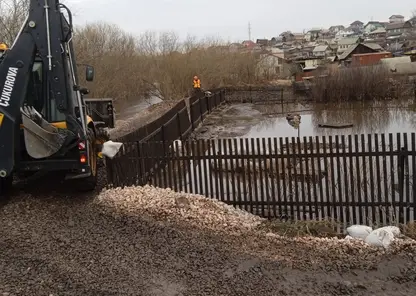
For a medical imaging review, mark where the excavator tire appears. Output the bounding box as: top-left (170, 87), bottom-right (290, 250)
top-left (0, 174), bottom-right (13, 200)
top-left (75, 127), bottom-right (98, 192)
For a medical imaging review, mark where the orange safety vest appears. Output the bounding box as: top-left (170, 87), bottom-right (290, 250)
top-left (193, 79), bottom-right (201, 88)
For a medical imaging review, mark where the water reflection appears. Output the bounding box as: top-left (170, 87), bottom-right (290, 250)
top-left (245, 101), bottom-right (416, 138)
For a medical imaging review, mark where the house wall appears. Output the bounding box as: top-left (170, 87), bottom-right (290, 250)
top-left (390, 16), bottom-right (404, 23)
top-left (305, 59), bottom-right (321, 68)
top-left (387, 25), bottom-right (411, 35)
top-left (351, 52), bottom-right (393, 66)
top-left (364, 23), bottom-right (383, 33)
top-left (256, 54), bottom-right (281, 79)
top-left (270, 47), bottom-right (285, 58)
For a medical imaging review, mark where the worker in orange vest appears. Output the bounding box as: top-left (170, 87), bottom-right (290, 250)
top-left (0, 43), bottom-right (8, 58)
top-left (193, 75), bottom-right (201, 93)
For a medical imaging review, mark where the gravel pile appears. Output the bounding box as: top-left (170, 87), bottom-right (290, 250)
top-left (1, 182), bottom-right (416, 296)
top-left (95, 185), bottom-right (263, 233)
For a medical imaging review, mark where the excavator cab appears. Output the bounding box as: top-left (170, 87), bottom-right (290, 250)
top-left (0, 0), bottom-right (113, 195)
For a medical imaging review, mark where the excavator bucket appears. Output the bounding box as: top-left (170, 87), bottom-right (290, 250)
top-left (20, 106), bottom-right (67, 159)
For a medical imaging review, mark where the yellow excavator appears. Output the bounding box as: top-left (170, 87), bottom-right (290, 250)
top-left (0, 0), bottom-right (120, 196)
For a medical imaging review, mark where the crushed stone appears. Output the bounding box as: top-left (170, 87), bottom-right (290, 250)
top-left (0, 180), bottom-right (415, 296)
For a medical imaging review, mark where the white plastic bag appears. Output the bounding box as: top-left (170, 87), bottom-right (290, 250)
top-left (101, 141), bottom-right (123, 159)
top-left (346, 225), bottom-right (373, 240)
top-left (364, 228), bottom-right (395, 248)
top-left (376, 226), bottom-right (401, 237)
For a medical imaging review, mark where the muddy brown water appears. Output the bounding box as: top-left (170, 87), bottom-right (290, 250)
top-left (192, 101), bottom-right (416, 140)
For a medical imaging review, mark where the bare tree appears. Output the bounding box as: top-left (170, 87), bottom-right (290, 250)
top-left (0, 0), bottom-right (29, 45)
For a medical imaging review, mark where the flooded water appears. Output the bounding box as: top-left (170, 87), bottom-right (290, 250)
top-left (175, 100), bottom-right (416, 224)
top-left (244, 102), bottom-right (416, 139)
top-left (118, 96), bottom-right (162, 120)
top-left (192, 100), bottom-right (416, 140)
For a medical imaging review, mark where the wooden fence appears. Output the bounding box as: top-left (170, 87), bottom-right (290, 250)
top-left (107, 89), bottom-right (226, 183)
top-left (107, 133), bottom-right (416, 227)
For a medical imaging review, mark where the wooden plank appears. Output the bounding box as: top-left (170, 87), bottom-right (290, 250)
top-left (318, 123), bottom-right (353, 128)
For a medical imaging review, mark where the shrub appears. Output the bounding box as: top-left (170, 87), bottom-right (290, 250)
top-left (73, 24), bottom-right (259, 104)
top-left (310, 65), bottom-right (398, 102)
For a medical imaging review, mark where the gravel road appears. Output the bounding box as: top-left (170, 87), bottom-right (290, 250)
top-left (0, 171), bottom-right (415, 296)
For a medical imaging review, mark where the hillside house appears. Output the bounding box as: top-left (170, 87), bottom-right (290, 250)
top-left (317, 30), bottom-right (334, 42)
top-left (328, 25), bottom-right (345, 34)
top-left (409, 16), bottom-right (416, 27)
top-left (349, 20), bottom-right (364, 31)
top-left (293, 33), bottom-right (305, 42)
top-left (256, 39), bottom-right (269, 48)
top-left (242, 40), bottom-right (256, 49)
top-left (312, 45), bottom-right (332, 57)
top-left (270, 36), bottom-right (283, 45)
top-left (279, 31), bottom-right (295, 42)
top-left (270, 47), bottom-right (285, 58)
top-left (305, 28), bottom-right (322, 42)
top-left (367, 27), bottom-right (387, 38)
top-left (256, 53), bottom-right (292, 78)
top-left (363, 21), bottom-right (385, 33)
top-left (386, 21), bottom-right (412, 39)
top-left (363, 43), bottom-right (383, 51)
top-left (389, 15), bottom-right (405, 23)
top-left (337, 37), bottom-right (360, 55)
top-left (336, 43), bottom-right (379, 65)
top-left (335, 29), bottom-right (355, 39)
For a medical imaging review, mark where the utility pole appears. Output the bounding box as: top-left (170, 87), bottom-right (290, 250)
top-left (248, 22), bottom-right (252, 41)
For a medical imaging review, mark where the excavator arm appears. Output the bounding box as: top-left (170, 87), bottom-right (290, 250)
top-left (0, 0), bottom-right (84, 177)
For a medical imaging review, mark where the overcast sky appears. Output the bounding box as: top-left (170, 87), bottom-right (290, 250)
top-left (66, 0), bottom-right (415, 42)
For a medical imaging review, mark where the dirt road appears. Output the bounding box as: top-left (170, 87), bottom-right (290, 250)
top-left (0, 175), bottom-right (415, 296)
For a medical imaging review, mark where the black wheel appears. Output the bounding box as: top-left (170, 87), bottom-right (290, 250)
top-left (0, 174), bottom-right (13, 201)
top-left (75, 128), bottom-right (98, 192)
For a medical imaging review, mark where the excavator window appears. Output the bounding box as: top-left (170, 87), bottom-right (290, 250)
top-left (24, 61), bottom-right (66, 123)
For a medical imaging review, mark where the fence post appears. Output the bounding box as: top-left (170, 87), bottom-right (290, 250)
top-left (413, 79), bottom-right (416, 100)
top-left (161, 125), bottom-right (166, 156)
top-left (199, 97), bottom-right (204, 121)
top-left (176, 113), bottom-right (182, 140)
top-left (398, 147), bottom-right (406, 224)
top-left (190, 101), bottom-right (194, 130)
top-left (105, 157), bottom-right (114, 188)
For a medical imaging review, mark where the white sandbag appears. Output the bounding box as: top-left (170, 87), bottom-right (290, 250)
top-left (364, 228), bottom-right (395, 248)
top-left (346, 225), bottom-right (373, 240)
top-left (101, 141), bottom-right (123, 159)
top-left (376, 226), bottom-right (401, 237)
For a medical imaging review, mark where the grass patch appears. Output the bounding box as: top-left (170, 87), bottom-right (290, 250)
top-left (258, 219), bottom-right (416, 240)
top-left (403, 222), bottom-right (416, 240)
